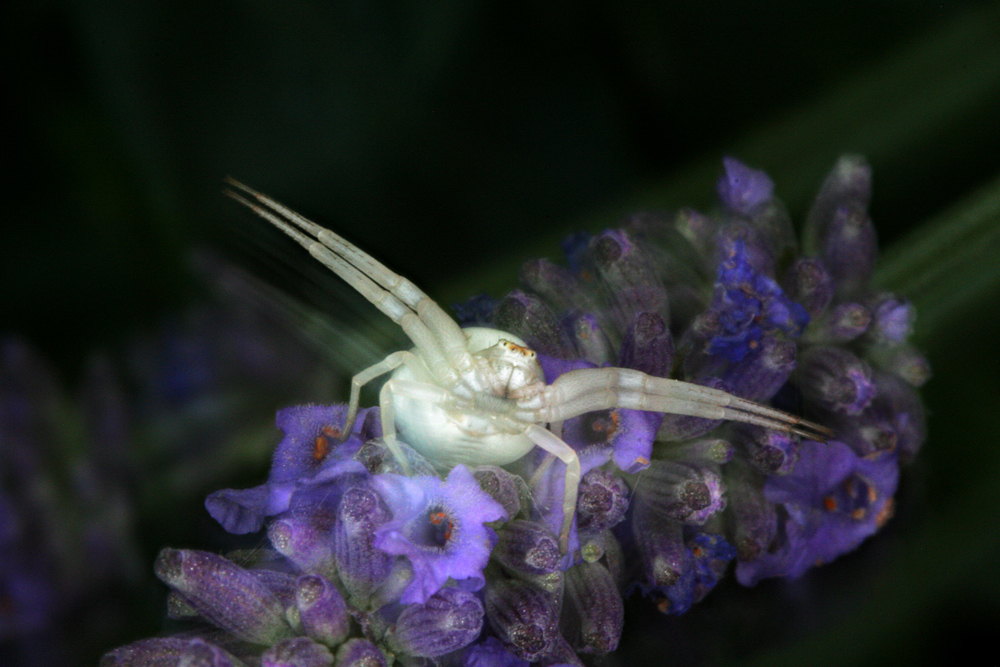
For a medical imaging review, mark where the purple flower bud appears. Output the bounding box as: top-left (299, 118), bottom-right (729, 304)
top-left (798, 346), bottom-right (876, 415)
top-left (390, 586), bottom-right (484, 657)
top-left (473, 465), bottom-right (525, 520)
top-left (493, 290), bottom-right (575, 358)
top-left (462, 636), bottom-right (530, 667)
top-left (562, 311), bottom-right (613, 365)
top-left (632, 460), bottom-right (726, 525)
top-left (100, 638), bottom-right (242, 667)
top-left (262, 637), bottom-right (334, 667)
top-left (839, 372), bottom-right (926, 463)
top-left (723, 460), bottom-right (778, 561)
top-left (562, 562), bottom-right (624, 654)
top-left (333, 486), bottom-right (394, 607)
top-left (717, 157), bottom-right (775, 215)
top-left (589, 229), bottom-right (670, 332)
top-left (269, 514), bottom-right (335, 576)
top-left (673, 207), bottom-right (718, 259)
top-left (804, 157), bottom-right (877, 297)
top-left (354, 438), bottom-right (436, 477)
top-left (251, 568), bottom-right (299, 609)
top-left (153, 549), bottom-right (292, 644)
top-left (619, 312), bottom-right (674, 378)
top-left (715, 221), bottom-right (777, 279)
top-left (717, 335), bottom-right (798, 403)
top-left (631, 502), bottom-right (692, 589)
top-left (494, 520), bottom-right (562, 577)
top-left (484, 579), bottom-right (561, 663)
top-left (624, 211), bottom-right (707, 284)
top-left (864, 293), bottom-right (915, 344)
top-left (804, 154), bottom-right (873, 250)
top-left (629, 502), bottom-right (697, 614)
top-left (335, 639), bottom-right (387, 667)
top-left (576, 468), bottom-right (630, 533)
top-left (735, 425), bottom-right (800, 476)
top-left (661, 437), bottom-right (734, 465)
top-left (823, 208), bottom-right (878, 297)
top-left (783, 257), bottom-right (835, 318)
top-left (805, 302), bottom-right (871, 344)
top-left (519, 258), bottom-right (596, 317)
top-left (295, 575), bottom-right (350, 647)
top-left (868, 343), bottom-right (932, 388)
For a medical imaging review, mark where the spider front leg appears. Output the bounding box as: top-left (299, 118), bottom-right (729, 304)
top-left (515, 367), bottom-right (833, 441)
top-left (517, 422), bottom-right (581, 554)
top-left (341, 350), bottom-right (418, 443)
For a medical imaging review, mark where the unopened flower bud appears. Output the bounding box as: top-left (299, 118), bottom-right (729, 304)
top-left (473, 465), bottom-right (524, 520)
top-left (295, 574), bottom-right (349, 647)
top-left (154, 549), bottom-right (292, 644)
top-left (722, 460), bottom-right (777, 561)
top-left (562, 562), bottom-right (624, 654)
top-left (333, 487), bottom-right (393, 608)
top-left (494, 520), bottom-right (562, 577)
top-left (783, 257), bottom-right (835, 317)
top-left (493, 290), bottom-right (575, 358)
top-left (619, 311), bottom-right (674, 378)
top-left (390, 587), bottom-right (484, 657)
top-left (485, 579), bottom-right (561, 663)
top-left (576, 468), bottom-right (630, 533)
top-left (717, 157), bottom-right (774, 215)
top-left (798, 346), bottom-right (876, 415)
top-left (563, 311), bottom-right (614, 365)
top-left (335, 639), bottom-right (387, 667)
top-left (269, 514), bottom-right (335, 576)
top-left (589, 229), bottom-right (670, 331)
top-left (262, 637), bottom-right (334, 667)
top-left (632, 460), bottom-right (726, 525)
top-left (805, 302), bottom-right (871, 344)
top-left (519, 258), bottom-right (596, 316)
top-left (735, 425), bottom-right (800, 476)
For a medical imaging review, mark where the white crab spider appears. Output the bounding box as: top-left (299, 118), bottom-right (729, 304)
top-left (224, 178), bottom-right (832, 552)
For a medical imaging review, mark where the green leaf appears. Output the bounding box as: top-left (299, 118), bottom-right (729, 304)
top-left (874, 171), bottom-right (1000, 345)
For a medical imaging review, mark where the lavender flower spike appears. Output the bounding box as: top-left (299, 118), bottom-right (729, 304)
top-left (106, 156), bottom-right (928, 666)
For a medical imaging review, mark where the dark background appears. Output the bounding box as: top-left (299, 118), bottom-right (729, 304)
top-left (4, 1), bottom-right (1000, 665)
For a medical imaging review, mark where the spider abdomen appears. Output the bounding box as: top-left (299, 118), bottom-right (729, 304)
top-left (390, 327), bottom-right (540, 470)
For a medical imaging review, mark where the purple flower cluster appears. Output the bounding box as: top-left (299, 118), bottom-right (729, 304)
top-left (103, 157), bottom-right (927, 666)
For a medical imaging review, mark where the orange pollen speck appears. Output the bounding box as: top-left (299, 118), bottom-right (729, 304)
top-left (313, 436), bottom-right (330, 462)
top-left (322, 425), bottom-right (342, 439)
top-left (822, 495), bottom-right (838, 512)
top-left (851, 508), bottom-right (867, 521)
top-left (429, 510), bottom-right (453, 541)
